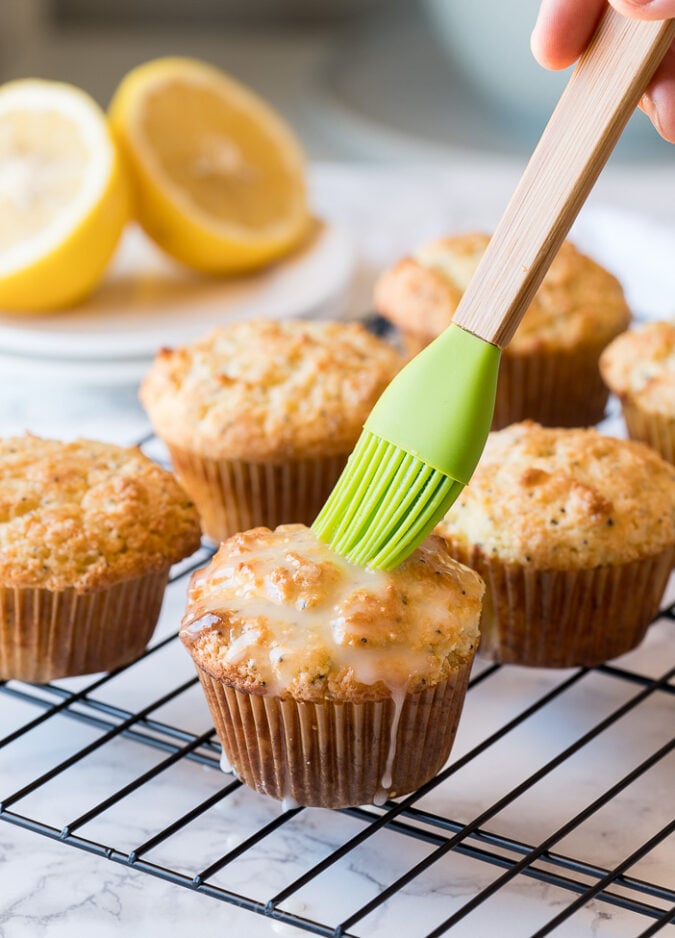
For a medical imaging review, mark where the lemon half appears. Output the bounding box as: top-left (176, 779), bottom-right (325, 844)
top-left (109, 57), bottom-right (310, 275)
top-left (0, 80), bottom-right (129, 312)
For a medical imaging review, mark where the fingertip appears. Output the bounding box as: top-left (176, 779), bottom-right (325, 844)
top-left (641, 46), bottom-right (675, 143)
top-left (530, 31), bottom-right (562, 70)
top-left (642, 83), bottom-right (675, 143)
top-left (530, 13), bottom-right (576, 69)
top-left (531, 0), bottom-right (606, 71)
top-left (530, 26), bottom-right (551, 69)
top-left (611, 0), bottom-right (675, 22)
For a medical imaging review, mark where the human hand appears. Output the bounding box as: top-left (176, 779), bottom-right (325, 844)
top-left (531, 0), bottom-right (675, 141)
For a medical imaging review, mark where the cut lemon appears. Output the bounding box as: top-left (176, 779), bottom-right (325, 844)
top-left (109, 57), bottom-right (311, 275)
top-left (0, 80), bottom-right (129, 312)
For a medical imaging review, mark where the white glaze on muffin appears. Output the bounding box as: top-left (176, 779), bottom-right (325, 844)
top-left (180, 523), bottom-right (483, 702)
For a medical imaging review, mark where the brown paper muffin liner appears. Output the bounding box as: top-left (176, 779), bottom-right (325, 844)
top-left (0, 568), bottom-right (170, 683)
top-left (493, 344), bottom-right (613, 430)
top-left (444, 544), bottom-right (674, 668)
top-left (195, 656), bottom-right (474, 808)
top-left (166, 446), bottom-right (348, 543)
top-left (619, 399), bottom-right (675, 466)
top-left (401, 332), bottom-right (612, 430)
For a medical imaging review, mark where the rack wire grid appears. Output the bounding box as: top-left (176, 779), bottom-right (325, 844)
top-left (1, 430), bottom-right (674, 938)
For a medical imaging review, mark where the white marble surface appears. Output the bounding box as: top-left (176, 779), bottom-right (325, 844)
top-left (1, 163), bottom-right (674, 938)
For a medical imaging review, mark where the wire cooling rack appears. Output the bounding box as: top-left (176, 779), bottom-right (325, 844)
top-left (1, 433), bottom-right (674, 938)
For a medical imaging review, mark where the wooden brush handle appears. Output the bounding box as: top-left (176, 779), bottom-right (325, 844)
top-left (453, 8), bottom-right (675, 348)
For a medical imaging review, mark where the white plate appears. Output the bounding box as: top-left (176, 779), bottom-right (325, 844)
top-left (0, 219), bottom-right (355, 362)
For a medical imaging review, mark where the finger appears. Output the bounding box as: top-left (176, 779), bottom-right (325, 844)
top-left (640, 42), bottom-right (675, 141)
top-left (531, 0), bottom-right (606, 69)
top-left (610, 0), bottom-right (675, 20)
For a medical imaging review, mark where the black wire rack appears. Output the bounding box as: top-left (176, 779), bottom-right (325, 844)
top-left (1, 432), bottom-right (674, 938)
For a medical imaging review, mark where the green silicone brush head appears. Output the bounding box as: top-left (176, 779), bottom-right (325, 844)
top-left (312, 324), bottom-right (500, 569)
top-left (312, 429), bottom-right (466, 569)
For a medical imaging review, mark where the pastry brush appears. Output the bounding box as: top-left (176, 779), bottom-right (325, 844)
top-left (313, 8), bottom-right (675, 570)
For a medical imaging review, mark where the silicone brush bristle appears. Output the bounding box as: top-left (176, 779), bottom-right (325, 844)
top-left (312, 429), bottom-right (464, 570)
top-left (313, 325), bottom-right (500, 568)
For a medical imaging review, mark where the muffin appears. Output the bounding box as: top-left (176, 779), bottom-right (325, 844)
top-left (180, 523), bottom-right (483, 808)
top-left (600, 320), bottom-right (675, 464)
top-left (436, 422), bottom-right (675, 668)
top-left (375, 234), bottom-right (631, 429)
top-left (140, 319), bottom-right (402, 543)
top-left (0, 435), bottom-right (201, 682)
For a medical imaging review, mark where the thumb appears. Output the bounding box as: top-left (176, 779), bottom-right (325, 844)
top-left (610, 0), bottom-right (675, 19)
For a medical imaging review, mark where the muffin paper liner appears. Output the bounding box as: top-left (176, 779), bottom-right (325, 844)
top-left (0, 568), bottom-right (170, 683)
top-left (195, 656), bottom-right (474, 808)
top-left (493, 344), bottom-right (612, 430)
top-left (401, 332), bottom-right (613, 429)
top-left (445, 544), bottom-right (674, 667)
top-left (620, 400), bottom-right (675, 465)
top-left (167, 447), bottom-right (348, 543)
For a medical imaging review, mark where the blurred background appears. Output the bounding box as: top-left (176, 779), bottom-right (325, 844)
top-left (2, 0), bottom-right (673, 171)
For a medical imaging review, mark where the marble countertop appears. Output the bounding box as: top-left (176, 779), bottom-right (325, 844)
top-left (0, 163), bottom-right (674, 938)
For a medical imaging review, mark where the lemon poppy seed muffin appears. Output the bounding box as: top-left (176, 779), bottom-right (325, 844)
top-left (180, 523), bottom-right (483, 808)
top-left (436, 422), bottom-right (675, 667)
top-left (375, 234), bottom-right (631, 428)
top-left (140, 319), bottom-right (402, 541)
top-left (600, 320), bottom-right (675, 464)
top-left (0, 435), bottom-right (201, 682)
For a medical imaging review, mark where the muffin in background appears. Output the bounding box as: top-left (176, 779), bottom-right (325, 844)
top-left (0, 436), bottom-right (201, 682)
top-left (436, 422), bottom-right (675, 668)
top-left (600, 320), bottom-right (675, 464)
top-left (180, 523), bottom-right (483, 808)
top-left (375, 234), bottom-right (631, 429)
top-left (140, 319), bottom-right (402, 543)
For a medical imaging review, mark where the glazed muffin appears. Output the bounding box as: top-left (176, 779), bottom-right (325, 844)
top-left (600, 320), bottom-right (675, 464)
top-left (0, 435), bottom-right (201, 682)
top-left (375, 234), bottom-right (631, 429)
top-left (436, 422), bottom-right (675, 668)
top-left (180, 523), bottom-right (483, 808)
top-left (140, 319), bottom-right (402, 543)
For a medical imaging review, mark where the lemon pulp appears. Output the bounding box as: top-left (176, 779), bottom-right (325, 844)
top-left (109, 58), bottom-right (310, 274)
top-left (0, 80), bottom-right (128, 312)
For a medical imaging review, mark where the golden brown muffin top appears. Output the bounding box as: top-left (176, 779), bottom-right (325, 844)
top-left (139, 319), bottom-right (402, 461)
top-left (600, 321), bottom-right (675, 416)
top-left (436, 421), bottom-right (675, 569)
top-left (374, 233), bottom-right (631, 354)
top-left (180, 524), bottom-right (483, 702)
top-left (0, 435), bottom-right (201, 593)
